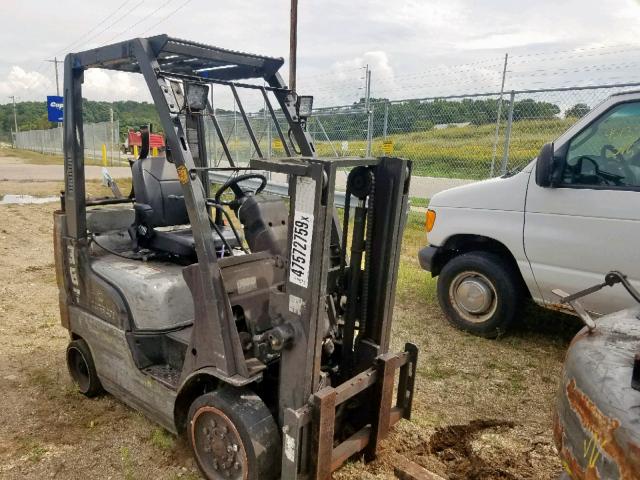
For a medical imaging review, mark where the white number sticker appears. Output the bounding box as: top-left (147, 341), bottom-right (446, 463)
top-left (289, 210), bottom-right (314, 288)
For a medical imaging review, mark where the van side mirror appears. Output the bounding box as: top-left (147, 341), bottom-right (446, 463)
top-left (535, 142), bottom-right (556, 187)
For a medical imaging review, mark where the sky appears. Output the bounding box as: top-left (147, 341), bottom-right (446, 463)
top-left (1, 0), bottom-right (640, 108)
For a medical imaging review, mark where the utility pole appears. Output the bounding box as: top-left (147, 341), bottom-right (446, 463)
top-left (363, 64), bottom-right (371, 109)
top-left (9, 95), bottom-right (18, 134)
top-left (490, 53), bottom-right (509, 176)
top-left (289, 0), bottom-right (298, 92)
top-left (110, 107), bottom-right (115, 165)
top-left (364, 65), bottom-right (373, 157)
top-left (46, 57), bottom-right (62, 96)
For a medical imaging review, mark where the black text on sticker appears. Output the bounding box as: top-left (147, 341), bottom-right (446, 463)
top-left (289, 211), bottom-right (314, 288)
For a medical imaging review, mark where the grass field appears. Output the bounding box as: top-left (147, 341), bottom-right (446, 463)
top-left (0, 150), bottom-right (581, 479)
top-left (0, 146), bottom-right (128, 167)
top-left (312, 118), bottom-right (577, 179)
top-left (0, 146), bottom-right (65, 165)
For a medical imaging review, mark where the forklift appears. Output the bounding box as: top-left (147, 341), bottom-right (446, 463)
top-left (54, 35), bottom-right (417, 480)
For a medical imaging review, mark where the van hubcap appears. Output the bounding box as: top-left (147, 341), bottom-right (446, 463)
top-left (450, 271), bottom-right (497, 323)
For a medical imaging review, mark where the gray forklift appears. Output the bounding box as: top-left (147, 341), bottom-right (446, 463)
top-left (53, 35), bottom-right (417, 480)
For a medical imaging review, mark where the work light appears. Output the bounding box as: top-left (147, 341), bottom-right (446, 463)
top-left (185, 82), bottom-right (209, 111)
top-left (296, 95), bottom-right (314, 119)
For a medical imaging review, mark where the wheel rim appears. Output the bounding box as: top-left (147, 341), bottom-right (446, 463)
top-left (449, 271), bottom-right (498, 324)
top-left (67, 347), bottom-right (90, 393)
top-left (191, 406), bottom-right (248, 480)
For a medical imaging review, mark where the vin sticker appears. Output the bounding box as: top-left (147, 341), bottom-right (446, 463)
top-left (288, 294), bottom-right (305, 315)
top-left (294, 177), bottom-right (316, 215)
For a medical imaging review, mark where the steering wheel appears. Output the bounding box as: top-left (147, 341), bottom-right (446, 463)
top-left (574, 155), bottom-right (625, 186)
top-left (600, 144), bottom-right (635, 184)
top-left (214, 173), bottom-right (267, 206)
top-left (210, 173), bottom-right (267, 225)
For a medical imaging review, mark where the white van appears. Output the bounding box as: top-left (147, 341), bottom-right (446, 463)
top-left (419, 90), bottom-right (640, 337)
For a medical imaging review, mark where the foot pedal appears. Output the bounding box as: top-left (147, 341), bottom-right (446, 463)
top-left (143, 364), bottom-right (180, 389)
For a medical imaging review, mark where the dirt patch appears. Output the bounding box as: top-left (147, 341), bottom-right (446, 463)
top-left (425, 419), bottom-right (517, 479)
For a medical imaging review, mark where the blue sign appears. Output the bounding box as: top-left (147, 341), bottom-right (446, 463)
top-left (47, 95), bottom-right (64, 122)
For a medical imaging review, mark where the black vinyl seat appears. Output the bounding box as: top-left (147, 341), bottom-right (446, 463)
top-left (131, 156), bottom-right (240, 258)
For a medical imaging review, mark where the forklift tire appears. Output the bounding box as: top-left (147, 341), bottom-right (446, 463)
top-left (66, 339), bottom-right (104, 397)
top-left (437, 251), bottom-right (520, 338)
top-left (188, 387), bottom-right (280, 480)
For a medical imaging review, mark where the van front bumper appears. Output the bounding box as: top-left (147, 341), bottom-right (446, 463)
top-left (418, 245), bottom-right (440, 273)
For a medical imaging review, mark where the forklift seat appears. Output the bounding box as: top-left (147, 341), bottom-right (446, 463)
top-left (131, 156), bottom-right (240, 257)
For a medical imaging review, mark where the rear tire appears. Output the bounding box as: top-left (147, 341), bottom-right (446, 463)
top-left (188, 387), bottom-right (280, 480)
top-left (437, 251), bottom-right (521, 338)
top-left (66, 339), bottom-right (104, 397)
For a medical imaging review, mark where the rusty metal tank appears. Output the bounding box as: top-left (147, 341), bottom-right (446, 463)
top-left (554, 306), bottom-right (640, 479)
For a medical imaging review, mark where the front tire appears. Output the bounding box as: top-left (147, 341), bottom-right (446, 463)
top-left (437, 252), bottom-right (521, 338)
top-left (188, 387), bottom-right (280, 480)
top-left (66, 338), bottom-right (104, 397)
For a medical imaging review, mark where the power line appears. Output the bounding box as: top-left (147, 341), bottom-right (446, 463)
top-left (102, 0), bottom-right (175, 44)
top-left (56, 0), bottom-right (131, 54)
top-left (140, 0), bottom-right (194, 35)
top-left (76, 0), bottom-right (146, 50)
top-left (508, 42), bottom-right (640, 61)
top-left (30, 0), bottom-right (131, 75)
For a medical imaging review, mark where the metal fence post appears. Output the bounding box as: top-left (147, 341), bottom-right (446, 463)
top-left (383, 101), bottom-right (389, 140)
top-left (499, 91), bottom-right (516, 175)
top-left (91, 125), bottom-right (96, 162)
top-left (490, 53), bottom-right (509, 177)
top-left (116, 120), bottom-right (121, 164)
top-left (366, 105), bottom-right (374, 157)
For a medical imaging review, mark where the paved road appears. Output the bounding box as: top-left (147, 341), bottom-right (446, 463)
top-left (0, 157), bottom-right (132, 181)
top-left (0, 156), bottom-right (476, 198)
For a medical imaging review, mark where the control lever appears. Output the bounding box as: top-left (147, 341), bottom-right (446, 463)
top-left (552, 271), bottom-right (640, 333)
top-left (552, 288), bottom-right (596, 332)
top-left (101, 168), bottom-right (123, 198)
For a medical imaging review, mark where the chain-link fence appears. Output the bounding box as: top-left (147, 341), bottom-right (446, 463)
top-left (14, 120), bottom-right (123, 166)
top-left (308, 83), bottom-right (640, 180)
top-left (12, 82), bottom-right (640, 180)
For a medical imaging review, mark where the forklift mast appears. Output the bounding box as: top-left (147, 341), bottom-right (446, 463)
top-left (250, 155), bottom-right (416, 477)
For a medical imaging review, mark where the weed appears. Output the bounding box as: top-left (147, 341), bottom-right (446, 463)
top-left (421, 364), bottom-right (458, 381)
top-left (168, 471), bottom-right (201, 480)
top-left (120, 446), bottom-right (136, 480)
top-left (17, 437), bottom-right (48, 463)
top-left (150, 427), bottom-right (174, 451)
top-left (410, 197), bottom-right (430, 208)
top-left (27, 367), bottom-right (54, 389)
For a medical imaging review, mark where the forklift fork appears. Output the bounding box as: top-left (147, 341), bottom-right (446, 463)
top-left (281, 343), bottom-right (418, 479)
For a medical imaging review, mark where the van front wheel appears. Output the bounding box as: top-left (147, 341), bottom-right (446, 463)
top-left (437, 252), bottom-right (520, 338)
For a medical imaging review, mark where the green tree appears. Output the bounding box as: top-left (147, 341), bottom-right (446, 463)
top-left (565, 103), bottom-right (590, 119)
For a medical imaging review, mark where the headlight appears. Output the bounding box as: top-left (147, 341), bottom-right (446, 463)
top-left (426, 209), bottom-right (436, 232)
